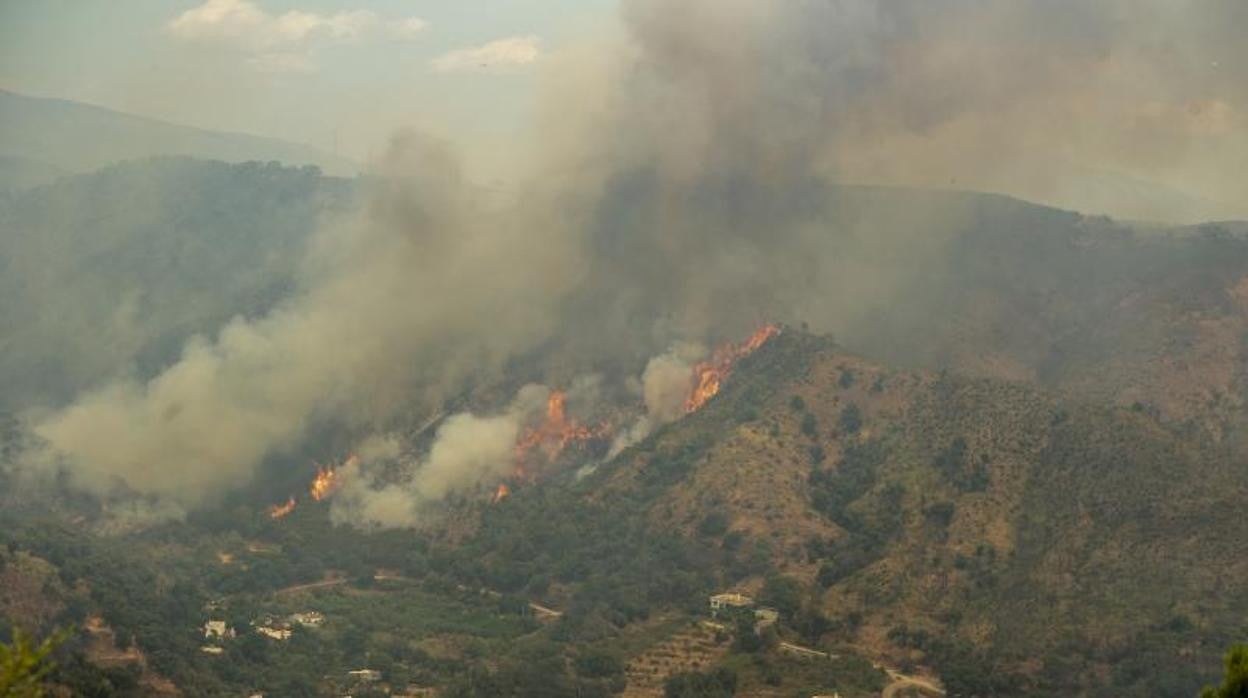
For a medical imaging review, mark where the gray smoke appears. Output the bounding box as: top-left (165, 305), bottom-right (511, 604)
top-left (329, 383), bottom-right (552, 529)
top-left (608, 342), bottom-right (705, 458)
top-left (23, 134), bottom-right (584, 508)
top-left (16, 0), bottom-right (1248, 518)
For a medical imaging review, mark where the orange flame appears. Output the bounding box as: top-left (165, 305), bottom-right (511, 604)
top-left (492, 483), bottom-right (511, 503)
top-left (685, 324), bottom-right (781, 413)
top-left (309, 454), bottom-right (356, 502)
top-left (268, 496), bottom-right (296, 520)
top-left (513, 390), bottom-right (607, 464)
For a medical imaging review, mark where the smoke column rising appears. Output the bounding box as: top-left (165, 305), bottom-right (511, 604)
top-left (18, 0), bottom-right (1248, 516)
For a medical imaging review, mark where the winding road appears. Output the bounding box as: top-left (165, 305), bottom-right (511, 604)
top-left (881, 669), bottom-right (945, 698)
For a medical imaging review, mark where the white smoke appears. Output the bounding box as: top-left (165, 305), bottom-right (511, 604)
top-left (23, 135), bottom-right (583, 509)
top-left (608, 342), bottom-right (705, 457)
top-left (17, 0), bottom-right (1248, 518)
top-left (329, 384), bottom-right (550, 529)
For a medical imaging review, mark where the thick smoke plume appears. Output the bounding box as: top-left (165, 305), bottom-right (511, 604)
top-left (23, 136), bottom-right (583, 509)
top-left (608, 343), bottom-right (705, 458)
top-left (16, 0), bottom-right (1248, 518)
top-left (330, 384), bottom-right (555, 529)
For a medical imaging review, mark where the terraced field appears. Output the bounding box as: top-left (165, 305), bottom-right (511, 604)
top-left (623, 622), bottom-right (730, 696)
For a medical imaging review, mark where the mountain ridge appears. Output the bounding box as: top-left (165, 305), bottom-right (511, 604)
top-left (0, 89), bottom-right (358, 178)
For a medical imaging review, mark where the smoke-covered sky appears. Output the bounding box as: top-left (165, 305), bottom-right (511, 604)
top-left (8, 0), bottom-right (1248, 522)
top-left (2, 0), bottom-right (1247, 220)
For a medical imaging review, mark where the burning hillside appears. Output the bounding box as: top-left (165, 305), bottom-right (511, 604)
top-left (310, 455), bottom-right (355, 502)
top-left (685, 324), bottom-right (781, 413)
top-left (267, 455), bottom-right (355, 522)
top-left (268, 496), bottom-right (296, 520)
top-left (291, 324), bottom-right (784, 524)
top-left (513, 390), bottom-right (608, 465)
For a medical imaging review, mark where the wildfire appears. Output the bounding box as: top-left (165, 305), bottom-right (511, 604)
top-left (685, 324), bottom-right (781, 413)
top-left (500, 388), bottom-right (610, 500)
top-left (268, 496), bottom-right (296, 520)
top-left (309, 454), bottom-right (355, 502)
top-left (513, 390), bottom-right (607, 464)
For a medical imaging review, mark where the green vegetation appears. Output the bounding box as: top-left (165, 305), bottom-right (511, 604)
top-left (663, 667), bottom-right (736, 697)
top-left (0, 626), bottom-right (65, 697)
top-left (1200, 645), bottom-right (1248, 698)
top-left (800, 412), bottom-right (819, 438)
top-left (932, 436), bottom-right (989, 492)
top-left (839, 403), bottom-right (863, 434)
top-left (2, 318), bottom-right (1246, 696)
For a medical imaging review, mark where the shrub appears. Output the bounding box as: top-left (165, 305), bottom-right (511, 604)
top-left (801, 413), bottom-right (819, 438)
top-left (839, 405), bottom-right (863, 434)
top-left (698, 512), bottom-right (730, 538)
top-left (808, 445), bottom-right (826, 465)
top-left (664, 668), bottom-right (737, 697)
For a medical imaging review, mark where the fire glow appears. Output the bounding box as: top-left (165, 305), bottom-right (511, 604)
top-left (268, 496), bottom-right (296, 519)
top-left (309, 454), bottom-right (355, 502)
top-left (494, 389), bottom-right (611, 503)
top-left (513, 390), bottom-right (607, 464)
top-left (685, 324), bottom-right (781, 413)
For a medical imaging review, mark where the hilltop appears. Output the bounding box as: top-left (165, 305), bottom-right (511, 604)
top-left (416, 322), bottom-right (1248, 696)
top-left (0, 90), bottom-right (358, 180)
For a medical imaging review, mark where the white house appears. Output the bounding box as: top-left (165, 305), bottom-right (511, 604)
top-left (708, 592), bottom-right (754, 616)
top-left (203, 620), bottom-right (234, 640)
top-left (256, 626), bottom-right (292, 641)
top-left (289, 611), bottom-right (325, 628)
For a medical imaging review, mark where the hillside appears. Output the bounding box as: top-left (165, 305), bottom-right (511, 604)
top-left (2, 330), bottom-right (1244, 696)
top-left (3, 183), bottom-right (1248, 695)
top-left (808, 194), bottom-right (1248, 438)
top-left (0, 90), bottom-right (358, 177)
top-left (578, 330), bottom-right (1248, 696)
top-left (0, 154), bottom-right (66, 193)
top-left (0, 157), bottom-right (354, 410)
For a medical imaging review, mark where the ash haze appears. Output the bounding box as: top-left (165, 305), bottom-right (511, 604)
top-left (4, 0), bottom-right (1248, 519)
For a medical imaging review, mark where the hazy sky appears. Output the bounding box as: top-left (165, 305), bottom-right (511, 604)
top-left (0, 0), bottom-right (614, 172)
top-left (3, 1), bottom-right (1246, 220)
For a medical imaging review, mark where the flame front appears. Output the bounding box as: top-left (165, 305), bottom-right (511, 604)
top-left (309, 454), bottom-right (355, 502)
top-left (513, 390), bottom-right (606, 464)
top-left (268, 496), bottom-right (296, 519)
top-left (492, 483), bottom-right (511, 503)
top-left (685, 324), bottom-right (781, 413)
top-left (501, 389), bottom-right (611, 498)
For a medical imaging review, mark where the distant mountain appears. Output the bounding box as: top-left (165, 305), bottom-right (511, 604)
top-left (0, 157), bottom-right (354, 410)
top-left (0, 154), bottom-right (66, 192)
top-left (0, 90), bottom-right (358, 177)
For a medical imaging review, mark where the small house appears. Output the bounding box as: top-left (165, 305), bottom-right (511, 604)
top-left (257, 626), bottom-right (292, 641)
top-left (348, 669), bottom-right (382, 683)
top-left (290, 611), bottom-right (325, 627)
top-left (708, 592), bottom-right (754, 616)
top-left (203, 620), bottom-right (234, 640)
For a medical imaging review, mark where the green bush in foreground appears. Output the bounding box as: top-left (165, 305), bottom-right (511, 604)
top-left (0, 626), bottom-right (68, 698)
top-left (1201, 644), bottom-right (1248, 698)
